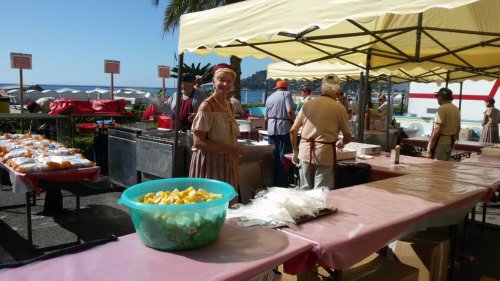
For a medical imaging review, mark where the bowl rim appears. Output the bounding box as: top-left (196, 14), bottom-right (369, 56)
top-left (118, 177), bottom-right (237, 211)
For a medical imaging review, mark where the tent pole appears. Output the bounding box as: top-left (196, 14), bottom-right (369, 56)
top-left (173, 53), bottom-right (184, 177)
top-left (360, 49), bottom-right (372, 142)
top-left (459, 82), bottom-right (463, 112)
top-left (358, 71), bottom-right (364, 142)
top-left (445, 71), bottom-right (450, 88)
top-left (264, 79), bottom-right (270, 103)
top-left (400, 91), bottom-right (405, 115)
top-left (386, 75), bottom-right (393, 152)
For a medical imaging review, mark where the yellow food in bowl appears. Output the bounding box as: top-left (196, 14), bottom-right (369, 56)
top-left (138, 186), bottom-right (223, 205)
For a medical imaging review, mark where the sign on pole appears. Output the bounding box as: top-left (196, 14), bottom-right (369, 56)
top-left (158, 65), bottom-right (170, 99)
top-left (105, 60), bottom-right (120, 100)
top-left (10, 53), bottom-right (32, 113)
top-left (158, 65), bottom-right (170, 78)
top-left (104, 60), bottom-right (120, 74)
top-left (11, 53), bottom-right (32, 69)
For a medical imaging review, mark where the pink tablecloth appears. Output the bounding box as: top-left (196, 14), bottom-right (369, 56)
top-left (281, 185), bottom-right (442, 272)
top-left (460, 154), bottom-right (500, 168)
top-left (346, 154), bottom-right (500, 197)
top-left (0, 222), bottom-right (313, 281)
top-left (346, 153), bottom-right (437, 179)
top-left (3, 164), bottom-right (101, 195)
top-left (282, 178), bottom-right (488, 273)
top-left (401, 137), bottom-right (494, 153)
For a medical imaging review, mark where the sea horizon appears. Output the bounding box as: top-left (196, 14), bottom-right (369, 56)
top-left (0, 83), bottom-right (267, 104)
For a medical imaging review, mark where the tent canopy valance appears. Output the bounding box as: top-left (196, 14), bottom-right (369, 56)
top-left (179, 0), bottom-right (500, 80)
top-left (265, 61), bottom-right (388, 82)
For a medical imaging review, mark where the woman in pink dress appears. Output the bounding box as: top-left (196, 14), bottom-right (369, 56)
top-left (480, 98), bottom-right (500, 143)
top-left (189, 64), bottom-right (246, 204)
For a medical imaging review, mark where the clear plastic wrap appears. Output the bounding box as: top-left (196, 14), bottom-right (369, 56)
top-left (227, 187), bottom-right (334, 228)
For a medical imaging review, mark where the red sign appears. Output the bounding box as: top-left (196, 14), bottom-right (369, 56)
top-left (158, 65), bottom-right (170, 78)
top-left (104, 60), bottom-right (120, 74)
top-left (11, 53), bottom-right (32, 69)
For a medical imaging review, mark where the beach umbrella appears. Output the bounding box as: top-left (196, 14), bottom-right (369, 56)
top-left (42, 90), bottom-right (58, 95)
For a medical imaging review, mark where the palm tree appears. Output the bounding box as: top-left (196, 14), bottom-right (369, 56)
top-left (171, 62), bottom-right (214, 84)
top-left (150, 0), bottom-right (243, 99)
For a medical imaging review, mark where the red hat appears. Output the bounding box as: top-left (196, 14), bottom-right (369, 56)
top-left (273, 80), bottom-right (288, 90)
top-left (27, 101), bottom-right (38, 113)
top-left (302, 87), bottom-right (311, 94)
top-left (212, 63), bottom-right (236, 79)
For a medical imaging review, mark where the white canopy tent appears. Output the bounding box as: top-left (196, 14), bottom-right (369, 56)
top-left (178, 0), bottom-right (500, 142)
top-left (179, 0), bottom-right (499, 73)
top-left (266, 61), bottom-right (388, 81)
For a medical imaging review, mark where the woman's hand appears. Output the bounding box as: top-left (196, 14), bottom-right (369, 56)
top-left (230, 145), bottom-right (246, 157)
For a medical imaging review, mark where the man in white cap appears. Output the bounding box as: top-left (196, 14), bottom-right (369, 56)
top-left (427, 87), bottom-right (460, 160)
top-left (290, 74), bottom-right (352, 190)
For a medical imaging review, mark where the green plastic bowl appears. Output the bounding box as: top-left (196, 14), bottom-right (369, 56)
top-left (118, 178), bottom-right (237, 251)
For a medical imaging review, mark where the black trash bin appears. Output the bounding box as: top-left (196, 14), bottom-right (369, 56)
top-left (336, 162), bottom-right (372, 188)
top-left (93, 128), bottom-right (109, 175)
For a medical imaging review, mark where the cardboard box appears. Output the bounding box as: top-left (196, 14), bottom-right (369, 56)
top-left (368, 116), bottom-right (383, 131)
top-left (342, 253), bottom-right (419, 281)
top-left (369, 108), bottom-right (382, 116)
top-left (303, 254), bottom-right (419, 281)
top-left (393, 231), bottom-right (450, 281)
top-left (459, 128), bottom-right (473, 141)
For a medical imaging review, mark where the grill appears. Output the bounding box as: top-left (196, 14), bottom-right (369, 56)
top-left (136, 133), bottom-right (189, 181)
top-left (108, 127), bottom-right (143, 188)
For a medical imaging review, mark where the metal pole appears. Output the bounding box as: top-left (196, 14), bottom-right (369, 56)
top-left (386, 75), bottom-right (393, 151)
top-left (358, 71), bottom-right (364, 142)
top-left (162, 77), bottom-right (166, 99)
top-left (19, 69), bottom-right (24, 113)
top-left (111, 73), bottom-right (114, 100)
top-left (400, 91), bottom-right (405, 115)
top-left (173, 53), bottom-right (184, 177)
top-left (459, 82), bottom-right (463, 112)
top-left (264, 79), bottom-right (270, 103)
top-left (445, 71), bottom-right (450, 88)
top-left (360, 49), bottom-right (372, 143)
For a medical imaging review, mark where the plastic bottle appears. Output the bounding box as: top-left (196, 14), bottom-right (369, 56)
top-left (391, 145), bottom-right (401, 164)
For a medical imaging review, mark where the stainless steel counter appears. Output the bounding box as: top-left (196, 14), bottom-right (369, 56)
top-left (136, 132), bottom-right (188, 181)
top-left (237, 140), bottom-right (274, 204)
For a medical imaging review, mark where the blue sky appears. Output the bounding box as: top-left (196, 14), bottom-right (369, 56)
top-left (0, 0), bottom-right (273, 88)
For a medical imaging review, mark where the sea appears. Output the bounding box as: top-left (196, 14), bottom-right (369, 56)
top-left (0, 83), bottom-right (267, 104)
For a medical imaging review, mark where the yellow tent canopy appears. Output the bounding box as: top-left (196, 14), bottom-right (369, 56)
top-left (179, 0), bottom-right (499, 79)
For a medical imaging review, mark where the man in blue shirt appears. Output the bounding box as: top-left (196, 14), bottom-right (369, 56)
top-left (265, 80), bottom-right (295, 187)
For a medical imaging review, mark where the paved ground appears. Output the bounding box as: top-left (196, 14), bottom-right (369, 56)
top-left (0, 176), bottom-right (499, 280)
